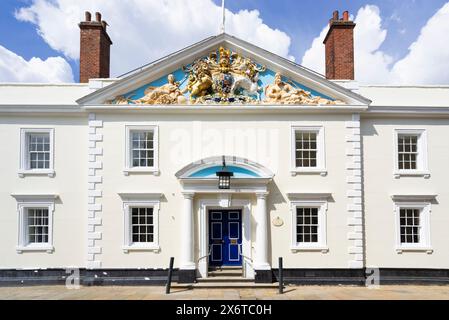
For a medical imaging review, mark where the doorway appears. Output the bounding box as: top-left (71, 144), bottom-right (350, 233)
top-left (208, 210), bottom-right (243, 267)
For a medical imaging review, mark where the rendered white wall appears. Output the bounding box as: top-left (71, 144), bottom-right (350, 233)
top-left (0, 115), bottom-right (87, 269)
top-left (362, 117), bottom-right (449, 268)
top-left (2, 111), bottom-right (449, 271)
top-left (97, 113), bottom-right (353, 269)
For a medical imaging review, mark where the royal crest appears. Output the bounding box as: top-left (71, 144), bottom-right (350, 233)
top-left (182, 46), bottom-right (266, 104)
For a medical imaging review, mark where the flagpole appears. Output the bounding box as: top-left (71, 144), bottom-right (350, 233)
top-left (221, 0), bottom-right (226, 34)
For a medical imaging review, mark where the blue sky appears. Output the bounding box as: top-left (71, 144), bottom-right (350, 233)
top-left (214, 0), bottom-right (448, 63)
top-left (0, 0), bottom-right (68, 60)
top-left (1, 0), bottom-right (449, 83)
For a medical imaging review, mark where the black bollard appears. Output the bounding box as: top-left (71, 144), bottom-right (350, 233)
top-left (166, 257), bottom-right (175, 294)
top-left (279, 257), bottom-right (284, 294)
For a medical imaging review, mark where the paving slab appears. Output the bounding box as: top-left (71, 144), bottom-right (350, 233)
top-left (0, 285), bottom-right (448, 300)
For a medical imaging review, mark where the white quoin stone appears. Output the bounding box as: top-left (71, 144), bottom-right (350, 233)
top-left (88, 232), bottom-right (102, 240)
top-left (88, 120), bottom-right (103, 128)
top-left (89, 134), bottom-right (103, 142)
top-left (89, 162), bottom-right (103, 169)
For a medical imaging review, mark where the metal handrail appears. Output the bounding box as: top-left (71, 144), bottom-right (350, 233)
top-left (197, 247), bottom-right (213, 263)
top-left (198, 244), bottom-right (252, 266)
top-left (238, 244), bottom-right (253, 266)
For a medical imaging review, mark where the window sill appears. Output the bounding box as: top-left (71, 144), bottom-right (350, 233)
top-left (18, 170), bottom-right (55, 178)
top-left (291, 246), bottom-right (329, 253)
top-left (123, 168), bottom-right (160, 176)
top-left (122, 245), bottom-right (160, 253)
top-left (16, 245), bottom-right (54, 254)
top-left (393, 171), bottom-right (430, 179)
top-left (396, 247), bottom-right (433, 254)
top-left (291, 169), bottom-right (327, 177)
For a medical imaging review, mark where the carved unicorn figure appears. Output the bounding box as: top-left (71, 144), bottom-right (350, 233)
top-left (231, 73), bottom-right (262, 100)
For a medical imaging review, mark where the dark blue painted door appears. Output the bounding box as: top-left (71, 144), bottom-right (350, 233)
top-left (209, 210), bottom-right (242, 267)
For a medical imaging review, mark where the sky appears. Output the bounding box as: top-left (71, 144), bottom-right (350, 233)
top-left (0, 0), bottom-right (449, 84)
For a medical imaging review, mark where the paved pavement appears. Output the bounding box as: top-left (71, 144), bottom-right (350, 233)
top-left (0, 285), bottom-right (449, 300)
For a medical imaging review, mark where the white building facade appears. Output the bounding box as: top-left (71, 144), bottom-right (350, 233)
top-left (1, 11), bottom-right (449, 285)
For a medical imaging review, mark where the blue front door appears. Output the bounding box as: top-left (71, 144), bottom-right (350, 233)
top-left (209, 210), bottom-right (242, 267)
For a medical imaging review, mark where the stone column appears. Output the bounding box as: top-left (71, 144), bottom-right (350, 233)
top-left (179, 192), bottom-right (196, 283)
top-left (255, 192), bottom-right (271, 282)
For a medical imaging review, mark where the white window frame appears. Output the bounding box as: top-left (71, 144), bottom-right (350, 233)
top-left (12, 194), bottom-right (57, 253)
top-left (289, 197), bottom-right (329, 253)
top-left (19, 128), bottom-right (55, 178)
top-left (120, 193), bottom-right (162, 253)
top-left (124, 125), bottom-right (159, 175)
top-left (291, 126), bottom-right (327, 176)
top-left (394, 201), bottom-right (432, 254)
top-left (394, 129), bottom-right (429, 178)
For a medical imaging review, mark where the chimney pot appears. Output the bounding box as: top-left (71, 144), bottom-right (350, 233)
top-left (85, 11), bottom-right (91, 22)
top-left (333, 10), bottom-right (339, 20)
top-left (95, 12), bottom-right (102, 22)
top-left (323, 10), bottom-right (355, 80)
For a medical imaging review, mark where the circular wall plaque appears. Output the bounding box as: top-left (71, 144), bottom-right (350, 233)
top-left (272, 217), bottom-right (284, 227)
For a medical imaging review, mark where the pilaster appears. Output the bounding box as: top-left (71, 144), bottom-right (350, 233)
top-left (87, 113), bottom-right (103, 269)
top-left (345, 114), bottom-right (364, 269)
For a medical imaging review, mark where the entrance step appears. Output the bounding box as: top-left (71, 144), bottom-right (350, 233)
top-left (173, 282), bottom-right (279, 289)
top-left (208, 267), bottom-right (242, 271)
top-left (208, 271), bottom-right (243, 277)
top-left (208, 267), bottom-right (243, 277)
top-left (198, 277), bottom-right (252, 283)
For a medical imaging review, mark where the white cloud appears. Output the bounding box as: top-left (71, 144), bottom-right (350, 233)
top-left (15, 0), bottom-right (293, 77)
top-left (301, 25), bottom-right (328, 77)
top-left (391, 2), bottom-right (449, 84)
top-left (353, 5), bottom-right (393, 84)
top-left (301, 3), bottom-right (449, 85)
top-left (0, 45), bottom-right (74, 83)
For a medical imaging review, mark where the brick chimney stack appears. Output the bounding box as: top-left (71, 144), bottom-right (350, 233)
top-left (79, 11), bottom-right (112, 83)
top-left (323, 10), bottom-right (355, 80)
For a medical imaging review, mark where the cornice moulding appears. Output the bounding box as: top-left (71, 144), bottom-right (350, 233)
top-left (391, 194), bottom-right (437, 202)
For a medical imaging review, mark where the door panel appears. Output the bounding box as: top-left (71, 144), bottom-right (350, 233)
top-left (208, 210), bottom-right (242, 266)
top-left (211, 222), bottom-right (222, 240)
top-left (211, 244), bottom-right (222, 262)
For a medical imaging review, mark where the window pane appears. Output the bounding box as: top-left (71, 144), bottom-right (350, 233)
top-left (398, 134), bottom-right (419, 171)
top-left (296, 207), bottom-right (319, 244)
top-left (27, 208), bottom-right (49, 244)
top-left (27, 133), bottom-right (50, 170)
top-left (130, 207), bottom-right (154, 244)
top-left (130, 130), bottom-right (155, 168)
top-left (295, 131), bottom-right (318, 168)
top-left (399, 208), bottom-right (421, 244)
